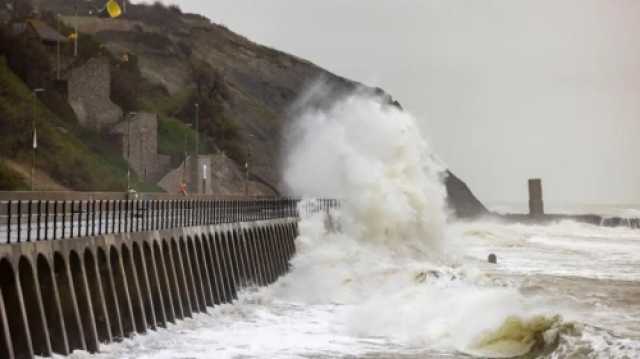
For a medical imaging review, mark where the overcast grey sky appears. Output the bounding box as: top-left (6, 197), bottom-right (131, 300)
top-left (142, 0), bottom-right (640, 205)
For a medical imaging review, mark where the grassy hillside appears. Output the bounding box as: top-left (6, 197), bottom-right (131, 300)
top-left (0, 160), bottom-right (28, 190)
top-left (0, 56), bottom-right (156, 191)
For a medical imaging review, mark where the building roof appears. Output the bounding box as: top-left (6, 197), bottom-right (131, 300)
top-left (26, 19), bottom-right (68, 43)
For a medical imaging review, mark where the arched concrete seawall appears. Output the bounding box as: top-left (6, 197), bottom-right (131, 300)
top-left (0, 219), bottom-right (299, 359)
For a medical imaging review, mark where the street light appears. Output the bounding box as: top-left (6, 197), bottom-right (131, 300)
top-left (182, 123), bottom-right (192, 193)
top-left (126, 111), bottom-right (137, 193)
top-left (194, 103), bottom-right (200, 193)
top-left (31, 88), bottom-right (45, 191)
top-left (244, 133), bottom-right (255, 197)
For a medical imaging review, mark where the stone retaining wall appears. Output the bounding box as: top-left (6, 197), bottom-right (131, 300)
top-left (0, 219), bottom-right (298, 358)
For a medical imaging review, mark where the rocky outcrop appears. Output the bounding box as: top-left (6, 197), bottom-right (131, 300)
top-left (444, 170), bottom-right (489, 219)
top-left (67, 57), bottom-right (123, 130)
top-left (42, 3), bottom-right (492, 217)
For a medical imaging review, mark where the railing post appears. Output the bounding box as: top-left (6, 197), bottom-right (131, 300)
top-left (91, 200), bottom-right (96, 236)
top-left (117, 200), bottom-right (122, 234)
top-left (110, 200), bottom-right (115, 234)
top-left (160, 200), bottom-right (165, 230)
top-left (26, 200), bottom-right (32, 242)
top-left (6, 201), bottom-right (11, 244)
top-left (73, 200), bottom-right (79, 238)
top-left (53, 201), bottom-right (58, 240)
top-left (44, 201), bottom-right (49, 241)
top-left (135, 200), bottom-right (140, 232)
top-left (98, 200), bottom-right (103, 235)
top-left (124, 200), bottom-right (129, 233)
top-left (191, 199), bottom-right (195, 226)
top-left (17, 200), bottom-right (22, 243)
top-left (61, 201), bottom-right (66, 239)
top-left (36, 200), bottom-right (42, 241)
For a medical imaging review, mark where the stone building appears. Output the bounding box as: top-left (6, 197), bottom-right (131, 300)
top-left (68, 57), bottom-right (123, 131)
top-left (111, 112), bottom-right (170, 182)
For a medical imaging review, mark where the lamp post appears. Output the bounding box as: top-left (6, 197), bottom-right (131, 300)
top-left (182, 123), bottom-right (192, 193)
top-left (73, 0), bottom-right (78, 57)
top-left (126, 111), bottom-right (136, 193)
top-left (194, 103), bottom-right (200, 193)
top-left (31, 88), bottom-right (45, 191)
top-left (140, 123), bottom-right (147, 183)
top-left (244, 134), bottom-right (255, 197)
top-left (56, 14), bottom-right (61, 80)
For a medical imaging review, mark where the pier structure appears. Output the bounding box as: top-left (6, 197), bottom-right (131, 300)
top-left (0, 193), bottom-right (338, 359)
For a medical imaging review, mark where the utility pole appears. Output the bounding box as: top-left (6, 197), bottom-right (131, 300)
top-left (31, 88), bottom-right (45, 191)
top-left (73, 0), bottom-right (78, 57)
top-left (126, 112), bottom-right (136, 193)
top-left (182, 123), bottom-right (192, 193)
top-left (140, 124), bottom-right (146, 183)
top-left (56, 14), bottom-right (61, 80)
top-left (244, 147), bottom-right (250, 196)
top-left (194, 103), bottom-right (200, 193)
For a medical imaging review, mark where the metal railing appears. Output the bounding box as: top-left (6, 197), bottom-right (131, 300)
top-left (0, 198), bottom-right (329, 244)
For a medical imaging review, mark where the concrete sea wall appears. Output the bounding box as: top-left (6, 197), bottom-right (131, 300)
top-left (0, 218), bottom-right (298, 359)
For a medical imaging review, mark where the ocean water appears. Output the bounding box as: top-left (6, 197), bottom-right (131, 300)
top-left (60, 88), bottom-right (640, 358)
top-left (60, 211), bottom-right (640, 359)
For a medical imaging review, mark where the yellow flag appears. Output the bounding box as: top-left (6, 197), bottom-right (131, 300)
top-left (106, 0), bottom-right (122, 18)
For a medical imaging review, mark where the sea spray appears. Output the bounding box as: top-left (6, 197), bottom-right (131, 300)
top-left (283, 85), bottom-right (448, 258)
top-left (274, 86), bottom-right (562, 357)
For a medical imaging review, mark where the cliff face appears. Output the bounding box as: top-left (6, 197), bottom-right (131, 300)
top-left (19, 1), bottom-right (488, 216)
top-left (40, 3), bottom-right (361, 193)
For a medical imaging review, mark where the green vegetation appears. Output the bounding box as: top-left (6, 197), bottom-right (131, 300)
top-left (0, 55), bottom-right (156, 191)
top-left (0, 160), bottom-right (28, 190)
top-left (157, 116), bottom-right (206, 162)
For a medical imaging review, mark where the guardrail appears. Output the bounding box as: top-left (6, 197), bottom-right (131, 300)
top-left (0, 198), bottom-right (339, 244)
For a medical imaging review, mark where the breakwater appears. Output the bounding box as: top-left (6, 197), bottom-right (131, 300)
top-left (0, 195), bottom-right (337, 359)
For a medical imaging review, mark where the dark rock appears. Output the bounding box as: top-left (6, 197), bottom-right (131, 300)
top-left (444, 170), bottom-right (489, 219)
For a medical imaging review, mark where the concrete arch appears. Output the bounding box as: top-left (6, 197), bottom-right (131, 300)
top-left (193, 236), bottom-right (214, 307)
top-left (223, 230), bottom-right (241, 290)
top-left (36, 254), bottom-right (68, 355)
top-left (109, 246), bottom-right (135, 336)
top-left (253, 227), bottom-right (269, 286)
top-left (161, 240), bottom-right (183, 320)
top-left (215, 231), bottom-right (237, 301)
top-left (209, 232), bottom-right (231, 303)
top-left (53, 252), bottom-right (86, 351)
top-left (83, 249), bottom-right (111, 343)
top-left (143, 241), bottom-right (166, 328)
top-left (0, 261), bottom-right (14, 359)
top-left (132, 242), bottom-right (156, 330)
top-left (274, 224), bottom-right (290, 273)
top-left (97, 248), bottom-right (123, 340)
top-left (0, 258), bottom-right (32, 359)
top-left (266, 226), bottom-right (284, 278)
top-left (281, 224), bottom-right (295, 261)
top-left (263, 226), bottom-right (279, 282)
top-left (248, 228), bottom-right (263, 285)
top-left (180, 237), bottom-right (202, 312)
top-left (199, 234), bottom-right (222, 305)
top-left (243, 228), bottom-right (259, 286)
top-left (69, 251), bottom-right (99, 353)
top-left (170, 238), bottom-right (192, 317)
top-left (153, 241), bottom-right (175, 323)
top-left (121, 245), bottom-right (147, 334)
top-left (233, 229), bottom-right (249, 287)
top-left (18, 256), bottom-right (51, 357)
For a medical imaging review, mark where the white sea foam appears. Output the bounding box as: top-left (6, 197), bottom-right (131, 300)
top-left (276, 87), bottom-right (560, 356)
top-left (64, 87), bottom-right (640, 358)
